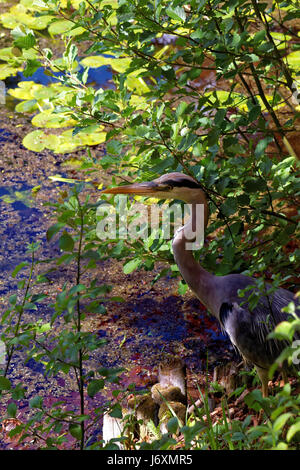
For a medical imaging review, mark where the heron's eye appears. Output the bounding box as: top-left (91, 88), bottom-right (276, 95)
top-left (159, 184), bottom-right (173, 191)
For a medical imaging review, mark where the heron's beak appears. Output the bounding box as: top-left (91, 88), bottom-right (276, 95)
top-left (102, 181), bottom-right (162, 196)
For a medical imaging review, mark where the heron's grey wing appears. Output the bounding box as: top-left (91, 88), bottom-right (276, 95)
top-left (219, 301), bottom-right (294, 370)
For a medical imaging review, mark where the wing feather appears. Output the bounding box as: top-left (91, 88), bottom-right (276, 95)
top-left (219, 290), bottom-right (299, 370)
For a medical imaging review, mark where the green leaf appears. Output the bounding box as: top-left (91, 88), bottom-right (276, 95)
top-left (9, 294), bottom-right (17, 305)
top-left (23, 59), bottom-right (41, 77)
top-left (248, 105), bottom-right (261, 122)
top-left (244, 178), bottom-right (263, 193)
top-left (176, 101), bottom-right (189, 117)
top-left (29, 395), bottom-right (43, 408)
top-left (178, 280), bottom-right (188, 295)
top-left (244, 53), bottom-right (260, 63)
top-left (15, 99), bottom-right (38, 113)
top-left (274, 442), bottom-right (288, 450)
top-left (7, 402), bottom-right (17, 418)
top-left (69, 423), bottom-right (82, 440)
top-left (11, 262), bottom-right (29, 278)
top-left (69, 284), bottom-right (86, 296)
top-left (286, 420), bottom-right (300, 442)
top-left (22, 130), bottom-right (46, 152)
top-left (59, 232), bottom-right (74, 252)
top-left (49, 175), bottom-right (78, 183)
top-left (24, 302), bottom-right (38, 310)
top-left (46, 223), bottom-right (65, 241)
top-left (0, 377), bottom-right (12, 391)
top-left (166, 6), bottom-right (186, 22)
top-left (286, 51), bottom-right (300, 71)
top-left (214, 108), bottom-right (227, 126)
top-left (109, 403), bottom-right (123, 419)
top-left (253, 29), bottom-right (266, 43)
top-left (254, 137), bottom-right (273, 157)
top-left (87, 379), bottom-right (105, 397)
top-left (220, 197), bottom-right (237, 216)
top-left (13, 33), bottom-right (36, 50)
top-left (11, 384), bottom-right (26, 400)
top-left (272, 321), bottom-right (293, 341)
top-left (167, 417), bottom-right (179, 434)
top-left (273, 412), bottom-right (292, 432)
top-left (123, 258), bottom-right (141, 274)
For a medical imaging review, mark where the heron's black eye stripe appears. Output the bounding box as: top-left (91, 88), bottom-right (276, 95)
top-left (162, 178), bottom-right (201, 189)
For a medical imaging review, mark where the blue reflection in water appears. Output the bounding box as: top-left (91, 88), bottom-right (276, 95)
top-left (6, 64), bottom-right (112, 89)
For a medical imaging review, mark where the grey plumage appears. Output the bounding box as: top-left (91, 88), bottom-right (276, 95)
top-left (219, 278), bottom-right (298, 370)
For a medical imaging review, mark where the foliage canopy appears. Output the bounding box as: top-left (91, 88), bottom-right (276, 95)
top-left (1, 0), bottom-right (299, 285)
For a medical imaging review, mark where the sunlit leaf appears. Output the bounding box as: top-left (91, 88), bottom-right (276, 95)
top-left (31, 111), bottom-right (78, 128)
top-left (286, 51), bottom-right (300, 71)
top-left (22, 130), bottom-right (46, 152)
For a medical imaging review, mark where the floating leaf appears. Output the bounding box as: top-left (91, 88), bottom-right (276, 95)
top-left (48, 19), bottom-right (86, 36)
top-left (270, 32), bottom-right (291, 50)
top-left (15, 99), bottom-right (38, 113)
top-left (80, 55), bottom-right (149, 94)
top-left (0, 4), bottom-right (54, 30)
top-left (8, 81), bottom-right (43, 100)
top-left (31, 111), bottom-right (78, 128)
top-left (49, 175), bottom-right (78, 183)
top-left (0, 47), bottom-right (15, 60)
top-left (0, 64), bottom-right (22, 80)
top-left (22, 130), bottom-right (46, 152)
top-left (286, 51), bottom-right (300, 71)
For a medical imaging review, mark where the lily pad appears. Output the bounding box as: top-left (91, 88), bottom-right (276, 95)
top-left (286, 51), bottom-right (300, 71)
top-left (270, 32), bottom-right (291, 50)
top-left (0, 4), bottom-right (54, 30)
top-left (0, 63), bottom-right (22, 80)
top-left (22, 129), bottom-right (47, 152)
top-left (61, 128), bottom-right (106, 146)
top-left (31, 111), bottom-right (78, 128)
top-left (48, 19), bottom-right (86, 37)
top-left (81, 55), bottom-right (132, 72)
top-left (15, 99), bottom-right (38, 113)
top-left (80, 55), bottom-right (149, 94)
top-left (8, 81), bottom-right (43, 100)
top-left (22, 126), bottom-right (107, 154)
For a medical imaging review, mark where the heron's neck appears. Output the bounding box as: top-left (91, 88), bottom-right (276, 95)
top-left (172, 190), bottom-right (220, 317)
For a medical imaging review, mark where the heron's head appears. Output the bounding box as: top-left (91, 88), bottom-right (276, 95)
top-left (102, 172), bottom-right (204, 203)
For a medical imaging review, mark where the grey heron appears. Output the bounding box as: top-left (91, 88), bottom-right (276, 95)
top-left (102, 172), bottom-right (299, 397)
